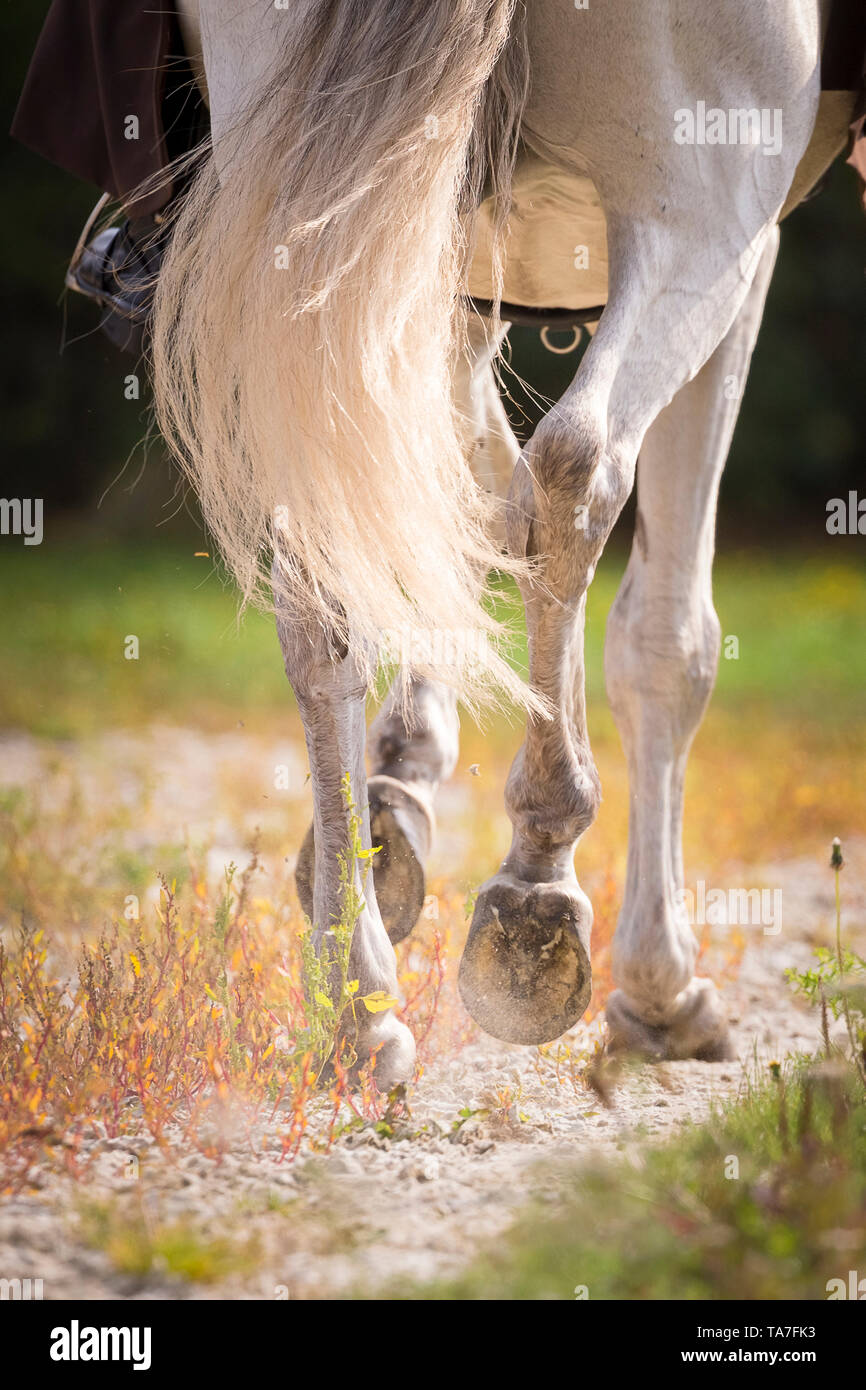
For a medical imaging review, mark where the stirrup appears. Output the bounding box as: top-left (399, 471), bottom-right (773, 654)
top-left (65, 193), bottom-right (163, 355)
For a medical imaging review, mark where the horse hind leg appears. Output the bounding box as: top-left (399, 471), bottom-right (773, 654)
top-left (604, 229), bottom-right (780, 1062)
top-left (295, 675), bottom-right (458, 945)
top-left (457, 0), bottom-right (821, 1048)
top-left (297, 317), bottom-right (515, 945)
top-left (365, 677), bottom-right (459, 943)
top-left (459, 188), bottom-right (799, 1047)
top-left (275, 585), bottom-right (416, 1089)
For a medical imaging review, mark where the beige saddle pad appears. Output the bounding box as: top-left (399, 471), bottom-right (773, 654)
top-left (466, 154), bottom-right (608, 312)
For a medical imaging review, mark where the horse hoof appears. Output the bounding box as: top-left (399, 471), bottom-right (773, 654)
top-left (356, 1011), bottom-right (417, 1090)
top-left (367, 776), bottom-right (432, 943)
top-left (605, 977), bottom-right (732, 1061)
top-left (458, 872), bottom-right (592, 1044)
top-left (295, 775), bottom-right (432, 944)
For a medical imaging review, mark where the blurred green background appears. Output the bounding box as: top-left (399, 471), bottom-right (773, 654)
top-left (2, 9), bottom-right (865, 545)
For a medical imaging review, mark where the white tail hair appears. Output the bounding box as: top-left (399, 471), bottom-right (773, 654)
top-left (151, 0), bottom-right (536, 714)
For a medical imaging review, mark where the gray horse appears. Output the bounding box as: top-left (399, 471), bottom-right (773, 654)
top-left (154, 0), bottom-right (861, 1087)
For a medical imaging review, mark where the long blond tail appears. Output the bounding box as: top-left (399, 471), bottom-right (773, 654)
top-left (151, 0), bottom-right (534, 713)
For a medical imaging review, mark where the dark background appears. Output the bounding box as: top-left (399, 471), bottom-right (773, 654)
top-left (3, 8), bottom-right (865, 547)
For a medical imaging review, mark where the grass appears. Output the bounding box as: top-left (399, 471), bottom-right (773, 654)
top-left (77, 1199), bottom-right (260, 1284)
top-left (0, 543), bottom-right (289, 738)
top-left (0, 785), bottom-right (470, 1190)
top-left (1, 542), bottom-right (865, 737)
top-left (2, 539), bottom-right (863, 878)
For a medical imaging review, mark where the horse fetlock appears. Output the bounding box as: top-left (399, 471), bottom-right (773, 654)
top-left (605, 977), bottom-right (732, 1062)
top-left (505, 750), bottom-right (601, 862)
top-left (368, 680), bottom-right (459, 789)
top-left (357, 1011), bottom-right (416, 1090)
top-left (611, 906), bottom-right (698, 1019)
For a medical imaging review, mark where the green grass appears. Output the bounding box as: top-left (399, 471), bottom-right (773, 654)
top-left (710, 553), bottom-right (866, 707)
top-left (0, 543), bottom-right (288, 737)
top-left (1, 542), bottom-right (864, 737)
top-left (77, 1200), bottom-right (260, 1283)
top-left (398, 1059), bottom-right (866, 1301)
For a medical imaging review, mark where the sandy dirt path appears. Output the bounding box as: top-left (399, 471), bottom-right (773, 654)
top-left (1, 728), bottom-right (863, 1299)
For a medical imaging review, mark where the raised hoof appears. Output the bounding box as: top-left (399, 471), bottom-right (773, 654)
top-left (605, 977), bottom-right (733, 1062)
top-left (295, 775), bottom-right (432, 945)
top-left (458, 873), bottom-right (592, 1044)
